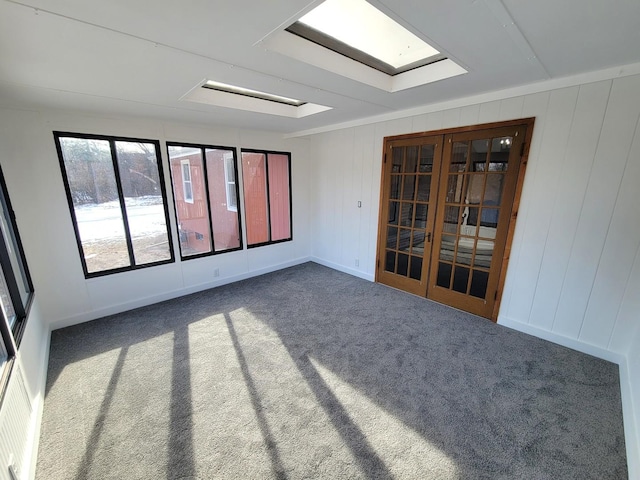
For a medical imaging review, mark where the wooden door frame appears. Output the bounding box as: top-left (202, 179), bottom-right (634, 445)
top-left (375, 118), bottom-right (535, 322)
top-left (376, 135), bottom-right (443, 296)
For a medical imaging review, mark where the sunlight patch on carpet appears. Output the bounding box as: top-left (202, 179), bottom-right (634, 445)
top-left (309, 356), bottom-right (460, 478)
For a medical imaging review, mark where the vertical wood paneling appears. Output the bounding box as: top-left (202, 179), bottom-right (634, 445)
top-left (442, 108), bottom-right (462, 129)
top-left (313, 132), bottom-right (337, 261)
top-left (338, 129), bottom-right (357, 267)
top-left (384, 117), bottom-right (413, 137)
top-left (478, 100), bottom-right (502, 124)
top-left (354, 125), bottom-right (376, 274)
top-left (528, 81), bottom-right (611, 330)
top-left (499, 96), bottom-right (525, 120)
top-left (460, 104), bottom-right (480, 126)
top-left (554, 75), bottom-right (640, 338)
top-left (346, 128), bottom-right (362, 269)
top-left (423, 111), bottom-right (444, 133)
top-left (317, 131), bottom-right (334, 262)
top-left (329, 130), bottom-right (346, 265)
top-left (306, 77), bottom-right (640, 474)
top-left (608, 242), bottom-right (640, 353)
top-left (500, 91), bottom-right (551, 317)
top-left (309, 73), bottom-right (640, 359)
top-left (411, 114), bottom-right (429, 133)
top-left (505, 87), bottom-right (579, 322)
top-left (580, 112), bottom-right (640, 347)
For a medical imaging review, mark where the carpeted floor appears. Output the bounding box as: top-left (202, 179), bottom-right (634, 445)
top-left (36, 262), bottom-right (627, 479)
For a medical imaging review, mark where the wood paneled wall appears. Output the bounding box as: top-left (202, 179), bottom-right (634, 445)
top-left (310, 75), bottom-right (640, 357)
top-left (309, 75), bottom-right (640, 475)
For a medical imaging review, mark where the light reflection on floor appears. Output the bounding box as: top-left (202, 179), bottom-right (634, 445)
top-left (308, 356), bottom-right (459, 478)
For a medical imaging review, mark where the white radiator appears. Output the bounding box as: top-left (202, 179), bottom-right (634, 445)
top-left (0, 366), bottom-right (33, 480)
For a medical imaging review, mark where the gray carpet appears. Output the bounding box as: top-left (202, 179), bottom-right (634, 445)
top-left (36, 262), bottom-right (627, 479)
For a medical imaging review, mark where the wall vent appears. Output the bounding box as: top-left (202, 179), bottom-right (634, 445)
top-left (0, 366), bottom-right (33, 480)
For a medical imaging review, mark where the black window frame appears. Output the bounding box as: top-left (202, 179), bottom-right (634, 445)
top-left (240, 149), bottom-right (293, 249)
top-left (54, 132), bottom-right (175, 278)
top-left (166, 142), bottom-right (244, 261)
top-left (0, 164), bottom-right (34, 405)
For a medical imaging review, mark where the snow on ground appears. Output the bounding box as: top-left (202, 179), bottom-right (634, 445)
top-left (74, 196), bottom-right (167, 243)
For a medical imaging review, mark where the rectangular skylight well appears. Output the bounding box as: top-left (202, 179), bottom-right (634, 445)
top-left (203, 80), bottom-right (306, 107)
top-left (183, 79), bottom-right (332, 118)
top-left (287, 0), bottom-right (444, 76)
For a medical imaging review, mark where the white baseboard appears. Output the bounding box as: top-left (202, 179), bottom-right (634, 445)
top-left (498, 317), bottom-right (624, 363)
top-left (499, 316), bottom-right (637, 478)
top-left (50, 256), bottom-right (312, 330)
top-left (309, 257), bottom-right (375, 282)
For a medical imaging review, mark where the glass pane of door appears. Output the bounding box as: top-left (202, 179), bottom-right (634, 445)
top-left (429, 125), bottom-right (525, 318)
top-left (378, 139), bottom-right (441, 296)
top-left (377, 121), bottom-right (531, 321)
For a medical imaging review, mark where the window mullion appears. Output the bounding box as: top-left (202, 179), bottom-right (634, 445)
top-left (264, 153), bottom-right (272, 243)
top-left (233, 150), bottom-right (244, 249)
top-left (0, 308), bottom-right (16, 358)
top-left (0, 178), bottom-right (29, 320)
top-left (109, 140), bottom-right (136, 268)
top-left (287, 155), bottom-right (293, 240)
top-left (201, 148), bottom-right (216, 253)
top-left (0, 235), bottom-right (23, 321)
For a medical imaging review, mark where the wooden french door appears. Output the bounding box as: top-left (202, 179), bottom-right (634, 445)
top-left (377, 136), bottom-right (442, 296)
top-left (376, 120), bottom-right (532, 320)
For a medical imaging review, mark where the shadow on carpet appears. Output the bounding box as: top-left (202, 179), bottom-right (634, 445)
top-left (36, 262), bottom-right (628, 479)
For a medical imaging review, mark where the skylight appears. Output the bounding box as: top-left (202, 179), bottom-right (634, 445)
top-left (182, 80), bottom-right (332, 118)
top-left (203, 80), bottom-right (305, 107)
top-left (286, 0), bottom-right (443, 75)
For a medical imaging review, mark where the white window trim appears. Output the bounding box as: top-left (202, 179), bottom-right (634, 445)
top-left (223, 153), bottom-right (237, 212)
top-left (181, 159), bottom-right (194, 204)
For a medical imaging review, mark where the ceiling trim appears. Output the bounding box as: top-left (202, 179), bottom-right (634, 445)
top-left (182, 79), bottom-right (332, 118)
top-left (285, 61), bottom-right (640, 138)
top-left (260, 30), bottom-right (466, 93)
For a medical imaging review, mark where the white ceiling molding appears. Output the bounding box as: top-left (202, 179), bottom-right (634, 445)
top-left (285, 61), bottom-right (640, 138)
top-left (3, 0), bottom-right (640, 133)
top-left (258, 30), bottom-right (467, 93)
top-left (182, 80), bottom-right (332, 119)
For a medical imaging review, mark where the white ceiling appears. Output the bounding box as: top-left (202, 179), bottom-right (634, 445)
top-left (1, 0), bottom-right (639, 135)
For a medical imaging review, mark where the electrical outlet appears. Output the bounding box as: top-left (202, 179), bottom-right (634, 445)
top-left (213, 268), bottom-right (220, 277)
top-left (355, 259), bottom-right (359, 267)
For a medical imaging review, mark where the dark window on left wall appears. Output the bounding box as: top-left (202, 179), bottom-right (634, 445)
top-left (54, 132), bottom-right (175, 278)
top-left (0, 164), bottom-right (34, 401)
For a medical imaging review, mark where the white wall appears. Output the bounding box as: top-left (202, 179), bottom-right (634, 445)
top-left (0, 300), bottom-right (48, 480)
top-left (308, 74), bottom-right (640, 477)
top-left (0, 108), bottom-right (312, 329)
top-left (628, 328), bottom-right (640, 477)
top-left (0, 106), bottom-right (312, 479)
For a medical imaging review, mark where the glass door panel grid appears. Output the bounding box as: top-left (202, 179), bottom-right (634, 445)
top-left (384, 144), bottom-right (434, 281)
top-left (436, 137), bottom-right (511, 298)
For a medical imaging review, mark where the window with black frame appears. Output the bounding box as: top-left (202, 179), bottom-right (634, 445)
top-left (0, 164), bottom-right (34, 400)
top-left (166, 142), bottom-right (243, 259)
top-left (54, 132), bottom-right (175, 278)
top-left (240, 149), bottom-right (292, 248)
